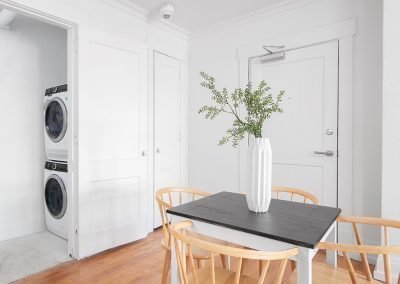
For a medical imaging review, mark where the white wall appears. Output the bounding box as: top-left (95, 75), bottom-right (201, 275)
top-left (0, 14), bottom-right (67, 241)
top-left (381, 0), bottom-right (400, 236)
top-left (188, 0), bottom-right (383, 241)
top-left (377, 0), bottom-right (400, 280)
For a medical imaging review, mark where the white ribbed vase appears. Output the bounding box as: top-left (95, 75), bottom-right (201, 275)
top-left (245, 137), bottom-right (272, 213)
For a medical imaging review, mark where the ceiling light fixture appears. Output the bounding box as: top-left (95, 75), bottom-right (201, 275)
top-left (159, 3), bottom-right (174, 21)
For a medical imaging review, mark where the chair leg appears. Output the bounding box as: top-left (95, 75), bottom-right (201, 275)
top-left (186, 256), bottom-right (191, 274)
top-left (220, 255), bottom-right (228, 269)
top-left (162, 250), bottom-right (171, 284)
top-left (290, 260), bottom-right (296, 272)
top-left (259, 260), bottom-right (294, 276)
top-left (241, 258), bottom-right (247, 274)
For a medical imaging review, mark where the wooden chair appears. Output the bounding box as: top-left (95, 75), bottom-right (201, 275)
top-left (293, 216), bottom-right (400, 284)
top-left (272, 186), bottom-right (320, 205)
top-left (156, 187), bottom-right (228, 284)
top-left (171, 220), bottom-right (299, 284)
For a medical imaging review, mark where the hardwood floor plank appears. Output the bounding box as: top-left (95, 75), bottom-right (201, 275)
top-left (16, 229), bottom-right (374, 283)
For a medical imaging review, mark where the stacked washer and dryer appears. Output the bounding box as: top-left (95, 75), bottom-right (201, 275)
top-left (43, 84), bottom-right (69, 240)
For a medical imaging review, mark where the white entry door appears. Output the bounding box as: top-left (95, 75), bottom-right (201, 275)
top-left (153, 52), bottom-right (182, 228)
top-left (246, 41), bottom-right (338, 207)
top-left (81, 30), bottom-right (148, 256)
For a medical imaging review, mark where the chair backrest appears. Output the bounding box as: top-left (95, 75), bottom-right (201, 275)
top-left (171, 221), bottom-right (298, 284)
top-left (318, 216), bottom-right (400, 284)
top-left (272, 186), bottom-right (320, 205)
top-left (156, 187), bottom-right (210, 248)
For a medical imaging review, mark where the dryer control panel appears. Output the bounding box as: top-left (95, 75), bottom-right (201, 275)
top-left (45, 161), bottom-right (68, 172)
top-left (45, 84), bottom-right (68, 96)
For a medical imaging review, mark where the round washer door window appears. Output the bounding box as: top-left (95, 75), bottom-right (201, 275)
top-left (45, 97), bottom-right (67, 143)
top-left (45, 174), bottom-right (67, 219)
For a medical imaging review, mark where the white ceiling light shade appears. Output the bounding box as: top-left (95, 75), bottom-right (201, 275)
top-left (159, 3), bottom-right (175, 20)
top-left (0, 8), bottom-right (17, 30)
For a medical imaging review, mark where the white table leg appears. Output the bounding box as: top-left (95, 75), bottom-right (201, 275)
top-left (326, 222), bottom-right (337, 267)
top-left (297, 247), bottom-right (312, 284)
top-left (170, 217), bottom-right (179, 284)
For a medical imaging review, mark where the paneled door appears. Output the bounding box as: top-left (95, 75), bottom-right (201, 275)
top-left (246, 41), bottom-right (339, 207)
top-left (153, 52), bottom-right (182, 228)
top-left (82, 31), bottom-right (148, 256)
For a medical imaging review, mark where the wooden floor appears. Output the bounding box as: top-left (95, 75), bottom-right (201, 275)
top-left (17, 229), bottom-right (375, 283)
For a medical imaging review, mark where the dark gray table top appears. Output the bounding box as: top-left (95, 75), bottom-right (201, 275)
top-left (167, 191), bottom-right (341, 249)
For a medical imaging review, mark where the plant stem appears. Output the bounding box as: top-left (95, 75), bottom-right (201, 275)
top-left (225, 100), bottom-right (245, 125)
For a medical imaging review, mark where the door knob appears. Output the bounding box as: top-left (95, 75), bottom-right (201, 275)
top-left (141, 150), bottom-right (147, 157)
top-left (156, 148), bottom-right (160, 154)
top-left (314, 150), bottom-right (334, 156)
top-left (326, 128), bottom-right (335, 135)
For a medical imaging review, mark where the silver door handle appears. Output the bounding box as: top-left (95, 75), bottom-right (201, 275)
top-left (141, 150), bottom-right (147, 157)
top-left (156, 148), bottom-right (160, 154)
top-left (314, 150), bottom-right (334, 156)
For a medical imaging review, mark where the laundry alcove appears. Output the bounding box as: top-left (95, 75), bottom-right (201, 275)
top-left (0, 12), bottom-right (67, 242)
top-left (0, 10), bottom-right (71, 282)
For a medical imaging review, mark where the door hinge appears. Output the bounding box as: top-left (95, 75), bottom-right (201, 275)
top-left (74, 38), bottom-right (79, 55)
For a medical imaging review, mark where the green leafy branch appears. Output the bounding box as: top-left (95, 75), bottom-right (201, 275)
top-left (198, 71), bottom-right (284, 147)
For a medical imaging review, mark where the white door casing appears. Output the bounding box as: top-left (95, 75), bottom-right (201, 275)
top-left (153, 52), bottom-right (182, 228)
top-left (248, 41), bottom-right (339, 207)
top-left (81, 30), bottom-right (148, 256)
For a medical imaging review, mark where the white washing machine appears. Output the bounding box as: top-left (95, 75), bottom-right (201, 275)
top-left (44, 160), bottom-right (69, 240)
top-left (44, 84), bottom-right (69, 162)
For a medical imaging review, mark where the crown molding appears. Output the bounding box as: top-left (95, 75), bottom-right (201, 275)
top-left (102, 0), bottom-right (189, 40)
top-left (102, 0), bottom-right (147, 21)
top-left (148, 17), bottom-right (189, 40)
top-left (189, 0), bottom-right (324, 40)
top-left (102, 0), bottom-right (324, 41)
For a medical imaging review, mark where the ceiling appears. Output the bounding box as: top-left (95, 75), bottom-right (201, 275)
top-left (128, 0), bottom-right (284, 33)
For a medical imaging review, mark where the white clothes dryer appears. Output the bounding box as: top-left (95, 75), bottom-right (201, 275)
top-left (44, 84), bottom-right (69, 162)
top-left (44, 160), bottom-right (69, 240)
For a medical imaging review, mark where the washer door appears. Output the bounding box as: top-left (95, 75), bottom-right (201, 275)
top-left (45, 97), bottom-right (67, 143)
top-left (45, 174), bottom-right (67, 219)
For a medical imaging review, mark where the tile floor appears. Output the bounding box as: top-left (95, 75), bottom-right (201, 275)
top-left (0, 231), bottom-right (71, 283)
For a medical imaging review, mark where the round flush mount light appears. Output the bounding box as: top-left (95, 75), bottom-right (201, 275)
top-left (159, 3), bottom-right (175, 20)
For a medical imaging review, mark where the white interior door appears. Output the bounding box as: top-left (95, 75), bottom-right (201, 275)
top-left (247, 41), bottom-right (338, 207)
top-left (82, 31), bottom-right (148, 255)
top-left (153, 52), bottom-right (182, 228)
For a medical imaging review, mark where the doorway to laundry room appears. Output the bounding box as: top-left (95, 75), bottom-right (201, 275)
top-left (0, 7), bottom-right (75, 283)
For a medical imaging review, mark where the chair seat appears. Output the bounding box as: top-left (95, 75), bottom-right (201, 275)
top-left (188, 267), bottom-right (257, 284)
top-left (289, 262), bottom-right (378, 283)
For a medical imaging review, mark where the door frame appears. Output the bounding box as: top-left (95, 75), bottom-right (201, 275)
top-left (0, 0), bottom-right (79, 258)
top-left (237, 19), bottom-right (356, 243)
top-left (147, 49), bottom-right (186, 230)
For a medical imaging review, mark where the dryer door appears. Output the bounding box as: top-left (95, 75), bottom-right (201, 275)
top-left (45, 97), bottom-right (67, 143)
top-left (45, 174), bottom-right (67, 219)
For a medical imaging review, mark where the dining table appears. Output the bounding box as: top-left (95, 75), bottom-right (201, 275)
top-left (167, 191), bottom-right (341, 284)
